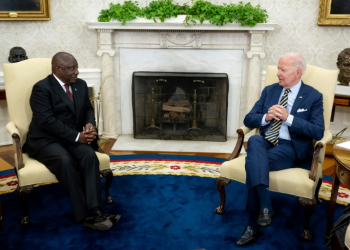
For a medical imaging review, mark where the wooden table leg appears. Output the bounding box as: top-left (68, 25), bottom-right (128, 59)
top-left (325, 169), bottom-right (340, 241)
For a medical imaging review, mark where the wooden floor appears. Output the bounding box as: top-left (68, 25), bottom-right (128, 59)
top-left (0, 139), bottom-right (337, 176)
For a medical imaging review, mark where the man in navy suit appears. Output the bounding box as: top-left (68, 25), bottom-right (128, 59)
top-left (236, 52), bottom-right (324, 245)
top-left (24, 52), bottom-right (120, 230)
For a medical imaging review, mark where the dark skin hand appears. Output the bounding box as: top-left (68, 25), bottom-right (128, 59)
top-left (265, 104), bottom-right (289, 122)
top-left (78, 123), bottom-right (97, 144)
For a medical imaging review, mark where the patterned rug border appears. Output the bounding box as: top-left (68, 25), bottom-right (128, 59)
top-left (1, 155), bottom-right (350, 206)
top-left (109, 154), bottom-right (224, 179)
top-left (109, 154), bottom-right (226, 163)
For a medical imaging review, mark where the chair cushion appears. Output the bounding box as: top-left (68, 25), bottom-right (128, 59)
top-left (18, 154), bottom-right (58, 186)
top-left (96, 152), bottom-right (110, 171)
top-left (220, 155), bottom-right (247, 183)
top-left (18, 152), bottom-right (111, 187)
top-left (220, 154), bottom-right (317, 199)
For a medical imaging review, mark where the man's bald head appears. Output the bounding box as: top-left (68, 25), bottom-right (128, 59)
top-left (52, 52), bottom-right (79, 85)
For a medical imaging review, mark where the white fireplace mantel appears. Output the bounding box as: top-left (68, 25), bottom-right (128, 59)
top-left (86, 18), bottom-right (276, 31)
top-left (86, 19), bottom-right (276, 139)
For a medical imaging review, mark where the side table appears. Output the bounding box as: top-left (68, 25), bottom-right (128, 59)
top-left (326, 139), bottom-right (350, 241)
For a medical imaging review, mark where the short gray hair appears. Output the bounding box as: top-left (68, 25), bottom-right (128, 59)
top-left (280, 52), bottom-right (306, 74)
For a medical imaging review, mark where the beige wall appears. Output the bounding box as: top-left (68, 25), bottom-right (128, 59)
top-left (0, 0), bottom-right (110, 68)
top-left (0, 0), bottom-right (349, 69)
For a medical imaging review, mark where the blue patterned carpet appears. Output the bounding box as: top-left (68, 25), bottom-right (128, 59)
top-left (0, 155), bottom-right (344, 249)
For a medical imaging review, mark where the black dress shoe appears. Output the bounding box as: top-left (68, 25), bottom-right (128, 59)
top-left (84, 211), bottom-right (120, 231)
top-left (106, 214), bottom-right (121, 224)
top-left (236, 226), bottom-right (263, 246)
top-left (257, 208), bottom-right (274, 227)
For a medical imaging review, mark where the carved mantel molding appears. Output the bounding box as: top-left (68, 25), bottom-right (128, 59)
top-left (87, 20), bottom-right (276, 138)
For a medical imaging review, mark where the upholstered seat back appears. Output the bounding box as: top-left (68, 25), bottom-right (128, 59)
top-left (3, 58), bottom-right (52, 146)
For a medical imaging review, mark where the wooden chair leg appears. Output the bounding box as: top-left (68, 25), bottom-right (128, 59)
top-left (299, 197), bottom-right (317, 241)
top-left (315, 176), bottom-right (323, 204)
top-left (100, 169), bottom-right (114, 205)
top-left (214, 177), bottom-right (231, 215)
top-left (0, 198), bottom-right (3, 230)
top-left (17, 185), bottom-right (33, 225)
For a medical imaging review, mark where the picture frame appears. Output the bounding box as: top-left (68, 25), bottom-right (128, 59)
top-left (318, 0), bottom-right (350, 26)
top-left (0, 0), bottom-right (50, 21)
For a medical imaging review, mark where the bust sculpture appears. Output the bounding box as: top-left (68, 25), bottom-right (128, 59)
top-left (8, 47), bottom-right (28, 63)
top-left (337, 48), bottom-right (350, 86)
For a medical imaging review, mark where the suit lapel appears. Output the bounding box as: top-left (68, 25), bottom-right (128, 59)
top-left (72, 83), bottom-right (82, 123)
top-left (50, 74), bottom-right (76, 115)
top-left (271, 84), bottom-right (283, 106)
top-left (291, 81), bottom-right (306, 115)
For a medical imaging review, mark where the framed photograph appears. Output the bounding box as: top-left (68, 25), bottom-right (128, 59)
top-left (0, 0), bottom-right (50, 21)
top-left (318, 0), bottom-right (350, 26)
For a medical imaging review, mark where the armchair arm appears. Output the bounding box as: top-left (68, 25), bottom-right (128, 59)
top-left (6, 122), bottom-right (24, 170)
top-left (309, 130), bottom-right (333, 181)
top-left (95, 127), bottom-right (106, 154)
top-left (227, 126), bottom-right (254, 161)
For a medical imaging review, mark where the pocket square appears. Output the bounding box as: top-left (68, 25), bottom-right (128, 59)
top-left (297, 108), bottom-right (307, 113)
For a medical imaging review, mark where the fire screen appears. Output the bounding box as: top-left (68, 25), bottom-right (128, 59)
top-left (132, 72), bottom-right (229, 142)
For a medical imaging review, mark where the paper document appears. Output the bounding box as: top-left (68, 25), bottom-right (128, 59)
top-left (336, 141), bottom-right (350, 150)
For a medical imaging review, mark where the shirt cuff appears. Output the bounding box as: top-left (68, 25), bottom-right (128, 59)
top-left (261, 114), bottom-right (271, 126)
top-left (75, 133), bottom-right (80, 142)
top-left (285, 114), bottom-right (294, 126)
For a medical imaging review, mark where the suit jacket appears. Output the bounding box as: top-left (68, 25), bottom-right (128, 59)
top-left (243, 81), bottom-right (324, 165)
top-left (24, 74), bottom-right (97, 156)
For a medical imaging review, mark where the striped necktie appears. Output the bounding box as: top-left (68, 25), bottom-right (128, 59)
top-left (265, 89), bottom-right (291, 145)
top-left (64, 84), bottom-right (74, 102)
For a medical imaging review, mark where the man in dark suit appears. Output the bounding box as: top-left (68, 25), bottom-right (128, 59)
top-left (236, 52), bottom-right (324, 245)
top-left (24, 52), bottom-right (120, 230)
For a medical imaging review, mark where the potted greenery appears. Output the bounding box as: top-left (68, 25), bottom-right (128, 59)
top-left (98, 0), bottom-right (268, 27)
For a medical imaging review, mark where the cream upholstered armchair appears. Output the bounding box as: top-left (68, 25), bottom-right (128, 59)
top-left (215, 64), bottom-right (338, 240)
top-left (3, 58), bottom-right (114, 225)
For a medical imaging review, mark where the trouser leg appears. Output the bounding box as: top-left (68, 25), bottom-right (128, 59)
top-left (244, 135), bottom-right (297, 212)
top-left (33, 142), bottom-right (101, 222)
top-left (244, 135), bottom-right (272, 212)
top-left (66, 143), bottom-right (102, 213)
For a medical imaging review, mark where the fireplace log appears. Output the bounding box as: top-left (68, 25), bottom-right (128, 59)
top-left (166, 100), bottom-right (190, 107)
top-left (169, 112), bottom-right (179, 118)
top-left (162, 104), bottom-right (191, 113)
top-left (178, 113), bottom-right (186, 119)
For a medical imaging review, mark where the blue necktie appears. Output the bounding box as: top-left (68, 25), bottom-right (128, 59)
top-left (265, 89), bottom-right (290, 145)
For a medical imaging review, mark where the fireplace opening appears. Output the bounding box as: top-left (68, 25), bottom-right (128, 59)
top-left (132, 72), bottom-right (229, 141)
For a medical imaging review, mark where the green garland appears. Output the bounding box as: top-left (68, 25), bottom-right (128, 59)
top-left (98, 0), bottom-right (268, 27)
